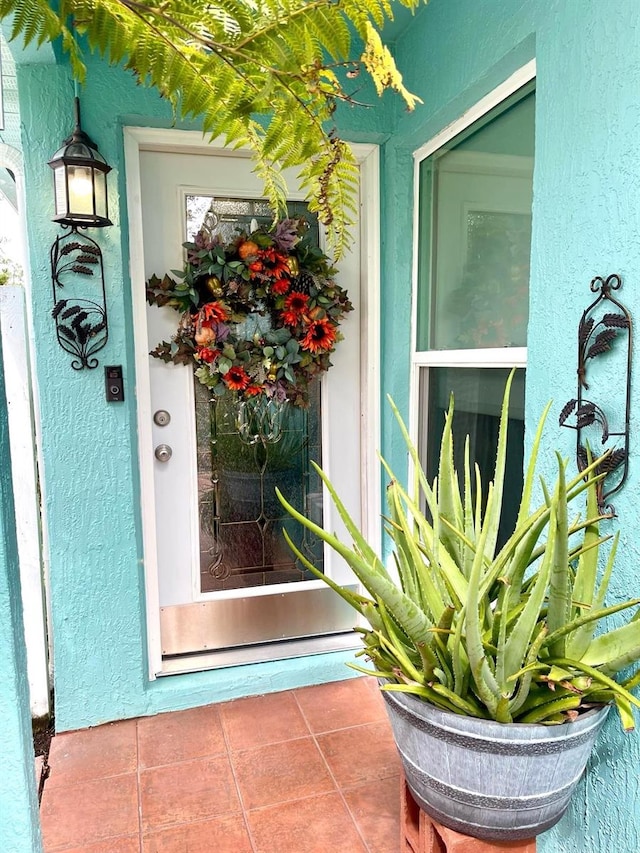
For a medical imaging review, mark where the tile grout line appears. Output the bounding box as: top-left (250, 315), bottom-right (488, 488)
top-left (291, 690), bottom-right (375, 853)
top-left (218, 701), bottom-right (260, 853)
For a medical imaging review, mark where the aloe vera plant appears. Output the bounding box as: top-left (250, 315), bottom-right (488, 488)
top-left (277, 371), bottom-right (640, 729)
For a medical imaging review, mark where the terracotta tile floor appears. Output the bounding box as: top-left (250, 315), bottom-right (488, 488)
top-left (40, 677), bottom-right (403, 853)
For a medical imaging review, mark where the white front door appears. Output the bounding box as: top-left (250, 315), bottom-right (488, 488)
top-left (127, 131), bottom-right (379, 674)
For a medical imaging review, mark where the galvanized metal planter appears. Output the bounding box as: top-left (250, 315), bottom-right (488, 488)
top-left (381, 686), bottom-right (610, 841)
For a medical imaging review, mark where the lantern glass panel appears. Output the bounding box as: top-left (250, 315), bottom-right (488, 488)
top-left (54, 166), bottom-right (68, 216)
top-left (94, 170), bottom-right (107, 221)
top-left (68, 165), bottom-right (95, 216)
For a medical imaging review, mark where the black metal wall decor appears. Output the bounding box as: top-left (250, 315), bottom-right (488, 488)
top-left (559, 274), bottom-right (632, 515)
top-left (48, 96), bottom-right (112, 369)
top-left (50, 230), bottom-right (108, 370)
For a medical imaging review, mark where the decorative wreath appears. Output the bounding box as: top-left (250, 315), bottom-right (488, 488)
top-left (146, 218), bottom-right (353, 408)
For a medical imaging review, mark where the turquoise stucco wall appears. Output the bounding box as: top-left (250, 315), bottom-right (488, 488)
top-left (0, 332), bottom-right (43, 853)
top-left (6, 3), bottom-right (640, 851)
top-left (382, 2), bottom-right (640, 852)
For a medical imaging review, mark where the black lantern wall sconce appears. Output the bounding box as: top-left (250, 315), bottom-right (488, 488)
top-left (48, 96), bottom-right (111, 370)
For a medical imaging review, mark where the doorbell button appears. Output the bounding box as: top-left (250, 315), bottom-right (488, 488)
top-left (105, 366), bottom-right (124, 402)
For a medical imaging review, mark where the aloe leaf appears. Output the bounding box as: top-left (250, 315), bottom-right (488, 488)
top-left (516, 400), bottom-right (552, 526)
top-left (549, 657), bottom-right (640, 711)
top-left (436, 396), bottom-right (464, 565)
top-left (346, 661), bottom-right (391, 678)
top-left (526, 515), bottom-right (610, 568)
top-left (474, 463), bottom-right (483, 543)
top-left (508, 624), bottom-right (549, 716)
top-left (622, 668), bottom-right (640, 691)
top-left (579, 619), bottom-right (640, 675)
top-left (613, 694), bottom-right (636, 732)
top-left (387, 394), bottom-right (437, 512)
top-left (545, 596), bottom-right (640, 652)
top-left (282, 529), bottom-right (371, 613)
top-left (431, 606), bottom-right (455, 689)
top-left (387, 485), bottom-right (420, 604)
top-left (380, 681), bottom-right (466, 715)
top-left (547, 454), bottom-right (570, 657)
top-left (465, 485), bottom-right (501, 714)
top-left (593, 531), bottom-right (618, 607)
top-left (483, 367), bottom-right (514, 561)
top-left (387, 481), bottom-right (444, 620)
top-left (309, 462), bottom-right (389, 577)
top-left (361, 601), bottom-right (385, 633)
top-left (491, 511), bottom-right (552, 653)
top-left (378, 457), bottom-right (465, 610)
top-left (499, 504), bottom-right (556, 689)
top-left (516, 694), bottom-right (583, 724)
top-left (570, 465), bottom-right (600, 613)
top-left (450, 605), bottom-right (469, 696)
top-left (277, 488), bottom-right (436, 652)
top-left (463, 436), bottom-right (476, 579)
top-left (375, 624), bottom-right (426, 683)
top-left (429, 682), bottom-right (488, 717)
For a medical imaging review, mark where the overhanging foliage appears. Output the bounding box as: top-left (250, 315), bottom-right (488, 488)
top-left (1, 0), bottom-right (426, 256)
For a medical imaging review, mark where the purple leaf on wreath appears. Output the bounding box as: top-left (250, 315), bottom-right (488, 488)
top-left (187, 230), bottom-right (220, 263)
top-left (216, 323), bottom-right (230, 342)
top-left (273, 219), bottom-right (300, 252)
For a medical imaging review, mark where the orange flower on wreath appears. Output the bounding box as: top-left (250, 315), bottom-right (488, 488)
top-left (223, 365), bottom-right (251, 390)
top-left (200, 301), bottom-right (230, 326)
top-left (301, 318), bottom-right (337, 354)
top-left (249, 247), bottom-right (290, 283)
top-left (281, 292), bottom-right (309, 326)
top-left (271, 277), bottom-right (291, 295)
top-left (196, 346), bottom-right (218, 363)
top-left (245, 384), bottom-right (264, 397)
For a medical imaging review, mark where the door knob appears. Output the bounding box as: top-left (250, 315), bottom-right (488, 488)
top-left (155, 444), bottom-right (172, 463)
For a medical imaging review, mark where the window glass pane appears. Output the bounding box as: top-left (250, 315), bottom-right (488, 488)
top-left (419, 367), bottom-right (525, 547)
top-left (417, 89), bottom-right (534, 350)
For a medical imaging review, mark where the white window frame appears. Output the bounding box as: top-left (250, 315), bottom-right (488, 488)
top-left (409, 59), bottom-right (536, 450)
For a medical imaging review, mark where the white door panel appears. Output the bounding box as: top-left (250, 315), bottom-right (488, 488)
top-left (137, 147), bottom-right (364, 660)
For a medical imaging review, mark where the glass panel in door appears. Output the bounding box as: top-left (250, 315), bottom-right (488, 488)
top-left (186, 195), bottom-right (325, 594)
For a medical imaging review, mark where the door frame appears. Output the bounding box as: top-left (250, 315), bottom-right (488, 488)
top-left (124, 127), bottom-right (381, 678)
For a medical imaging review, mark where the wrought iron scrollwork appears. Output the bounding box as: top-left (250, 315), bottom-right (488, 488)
top-left (50, 227), bottom-right (108, 369)
top-left (559, 274), bottom-right (632, 515)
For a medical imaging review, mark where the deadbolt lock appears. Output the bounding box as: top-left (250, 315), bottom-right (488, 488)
top-left (153, 410), bottom-right (171, 427)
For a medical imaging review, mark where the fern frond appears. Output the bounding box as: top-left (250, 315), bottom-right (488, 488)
top-left (1, 0), bottom-right (428, 256)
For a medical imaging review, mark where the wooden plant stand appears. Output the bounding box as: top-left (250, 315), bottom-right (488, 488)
top-left (401, 774), bottom-right (537, 853)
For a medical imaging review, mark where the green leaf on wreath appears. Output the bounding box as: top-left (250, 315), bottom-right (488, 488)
top-left (222, 344), bottom-right (236, 360)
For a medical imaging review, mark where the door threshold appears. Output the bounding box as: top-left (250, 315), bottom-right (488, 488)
top-left (158, 631), bottom-right (360, 675)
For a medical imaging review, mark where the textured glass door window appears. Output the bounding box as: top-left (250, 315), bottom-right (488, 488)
top-left (417, 89), bottom-right (534, 351)
top-left (186, 196), bottom-right (324, 592)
